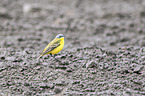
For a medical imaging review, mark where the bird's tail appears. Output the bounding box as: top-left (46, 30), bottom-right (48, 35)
top-left (37, 54), bottom-right (43, 59)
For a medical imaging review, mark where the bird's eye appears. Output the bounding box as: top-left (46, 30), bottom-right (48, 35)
top-left (56, 34), bottom-right (64, 38)
top-left (59, 36), bottom-right (64, 38)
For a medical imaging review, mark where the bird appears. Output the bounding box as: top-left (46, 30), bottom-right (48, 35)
top-left (38, 34), bottom-right (64, 60)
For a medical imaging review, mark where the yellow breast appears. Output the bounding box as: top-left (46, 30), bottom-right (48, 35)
top-left (50, 37), bottom-right (64, 54)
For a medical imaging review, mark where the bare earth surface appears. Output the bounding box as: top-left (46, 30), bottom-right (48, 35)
top-left (0, 0), bottom-right (145, 95)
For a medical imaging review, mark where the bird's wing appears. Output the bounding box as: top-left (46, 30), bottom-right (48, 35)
top-left (41, 38), bottom-right (61, 55)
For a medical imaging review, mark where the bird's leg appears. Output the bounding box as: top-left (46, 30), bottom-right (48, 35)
top-left (50, 53), bottom-right (61, 63)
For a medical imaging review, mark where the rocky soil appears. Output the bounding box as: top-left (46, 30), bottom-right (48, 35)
top-left (0, 0), bottom-right (145, 95)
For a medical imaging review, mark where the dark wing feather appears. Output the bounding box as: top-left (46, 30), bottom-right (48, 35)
top-left (43, 40), bottom-right (60, 55)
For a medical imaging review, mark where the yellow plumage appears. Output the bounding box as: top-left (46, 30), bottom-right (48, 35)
top-left (38, 34), bottom-right (64, 59)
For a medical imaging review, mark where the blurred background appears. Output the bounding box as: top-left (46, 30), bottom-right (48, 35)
top-left (0, 0), bottom-right (145, 52)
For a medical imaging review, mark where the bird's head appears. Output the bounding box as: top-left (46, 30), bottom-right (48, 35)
top-left (56, 34), bottom-right (64, 38)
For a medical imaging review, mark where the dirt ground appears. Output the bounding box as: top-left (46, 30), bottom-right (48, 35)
top-left (0, 0), bottom-right (145, 95)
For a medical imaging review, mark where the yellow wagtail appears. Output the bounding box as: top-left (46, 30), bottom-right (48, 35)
top-left (38, 34), bottom-right (64, 60)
